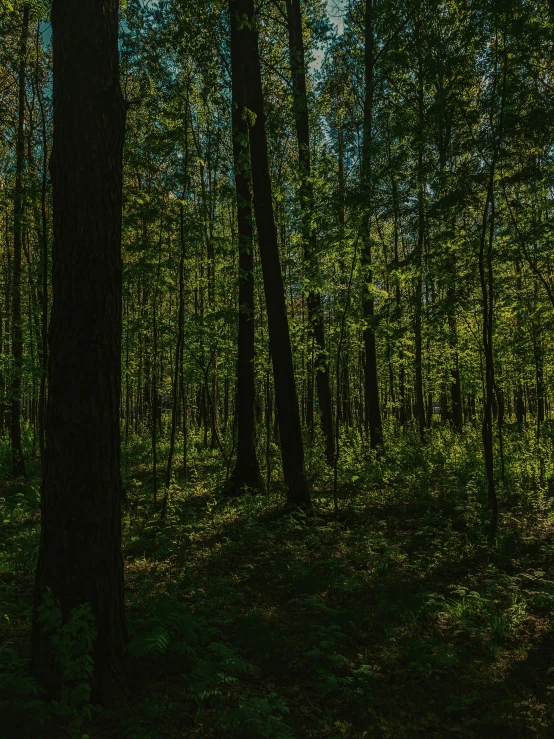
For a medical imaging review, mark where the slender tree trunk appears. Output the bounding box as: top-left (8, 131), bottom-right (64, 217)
top-left (229, 0), bottom-right (263, 492)
top-left (4, 225), bottom-right (11, 433)
top-left (10, 4), bottom-right (30, 477)
top-left (389, 161), bottom-right (406, 426)
top-left (125, 297), bottom-right (130, 442)
top-left (480, 20), bottom-right (508, 541)
top-left (361, 0), bottom-right (383, 449)
top-left (34, 22), bottom-right (49, 470)
top-left (448, 302), bottom-right (463, 433)
top-left (33, 0), bottom-right (127, 701)
top-left (413, 40), bottom-right (425, 442)
top-left (0, 297), bottom-right (4, 434)
top-left (242, 0), bottom-right (310, 506)
top-left (163, 83), bottom-right (191, 507)
top-left (180, 351), bottom-right (187, 479)
top-left (533, 328), bottom-right (545, 434)
top-left (134, 295), bottom-right (141, 431)
top-left (163, 203), bottom-right (187, 513)
top-left (426, 336), bottom-right (433, 427)
top-left (265, 362), bottom-right (271, 492)
top-left (480, 170), bottom-right (498, 540)
top-left (436, 95), bottom-right (463, 434)
top-left (285, 0), bottom-right (334, 465)
top-left (337, 126), bottom-right (352, 427)
top-left (514, 260), bottom-right (525, 425)
top-left (151, 219), bottom-right (163, 503)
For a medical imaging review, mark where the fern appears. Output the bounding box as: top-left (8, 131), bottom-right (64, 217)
top-left (36, 587), bottom-right (99, 736)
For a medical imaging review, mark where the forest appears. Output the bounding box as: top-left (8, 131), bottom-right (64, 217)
top-left (1, 0), bottom-right (554, 736)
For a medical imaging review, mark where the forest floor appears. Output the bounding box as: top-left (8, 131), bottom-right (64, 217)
top-left (1, 424), bottom-right (554, 738)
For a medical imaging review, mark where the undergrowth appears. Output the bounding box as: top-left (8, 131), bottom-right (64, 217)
top-left (1, 421), bottom-right (554, 737)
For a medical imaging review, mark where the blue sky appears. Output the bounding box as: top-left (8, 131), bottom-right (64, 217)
top-left (311, 0), bottom-right (346, 70)
top-left (327, 0), bottom-right (346, 36)
top-left (40, 1), bottom-right (347, 72)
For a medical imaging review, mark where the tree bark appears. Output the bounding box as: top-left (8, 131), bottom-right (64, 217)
top-left (361, 0), bottom-right (383, 449)
top-left (480, 169), bottom-right (498, 540)
top-left (448, 302), bottom-right (463, 433)
top-left (229, 0), bottom-right (263, 492)
top-left (479, 19), bottom-right (508, 541)
top-left (151, 218), bottom-right (163, 502)
top-left (533, 327), bottom-right (545, 433)
top-left (10, 4), bottom-right (30, 477)
top-left (285, 0), bottom-right (334, 465)
top-left (163, 202), bottom-right (187, 513)
top-left (33, 0), bottom-right (127, 702)
top-left (241, 0), bottom-right (310, 506)
top-left (34, 23), bottom-right (49, 471)
top-left (163, 86), bottom-right (191, 509)
top-left (413, 35), bottom-right (426, 442)
top-left (0, 296), bottom-right (4, 434)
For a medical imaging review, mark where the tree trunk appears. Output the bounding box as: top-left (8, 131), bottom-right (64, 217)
top-left (479, 170), bottom-right (498, 540)
top-left (151, 219), bottom-right (163, 503)
top-left (448, 302), bottom-right (463, 433)
top-left (125, 297), bottom-right (130, 442)
top-left (479, 22), bottom-right (507, 541)
top-left (361, 0), bottom-right (383, 449)
top-left (10, 4), bottom-right (30, 477)
top-left (164, 83), bottom-right (191, 508)
top-left (163, 203), bottom-right (187, 513)
top-left (181, 353), bottom-right (188, 478)
top-left (34, 23), bottom-right (49, 471)
top-left (533, 329), bottom-right (545, 433)
top-left (33, 0), bottom-right (127, 702)
top-left (242, 0), bottom-right (310, 506)
top-left (514, 260), bottom-right (525, 425)
top-left (413, 39), bottom-right (425, 443)
top-left (229, 0), bottom-right (263, 492)
top-left (285, 0), bottom-right (334, 465)
top-left (389, 160), bottom-right (406, 427)
top-left (0, 297), bottom-right (4, 434)
top-left (337, 126), bottom-right (352, 428)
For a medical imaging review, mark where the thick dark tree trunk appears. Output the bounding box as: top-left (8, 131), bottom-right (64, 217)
top-left (10, 4), bottom-right (30, 477)
top-left (241, 0), bottom-right (310, 506)
top-left (361, 0), bottom-right (383, 449)
top-left (33, 0), bottom-right (128, 701)
top-left (229, 0), bottom-right (263, 492)
top-left (285, 0), bottom-right (334, 466)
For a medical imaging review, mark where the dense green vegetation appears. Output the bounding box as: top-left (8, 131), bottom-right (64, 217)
top-left (2, 424), bottom-right (554, 736)
top-left (1, 0), bottom-right (554, 735)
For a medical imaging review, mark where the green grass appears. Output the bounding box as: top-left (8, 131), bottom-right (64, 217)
top-left (1, 422), bottom-right (554, 737)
